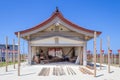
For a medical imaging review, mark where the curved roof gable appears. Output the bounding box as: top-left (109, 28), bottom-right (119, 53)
top-left (15, 9), bottom-right (101, 36)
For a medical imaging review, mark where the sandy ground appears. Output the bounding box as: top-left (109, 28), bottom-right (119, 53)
top-left (0, 62), bottom-right (120, 80)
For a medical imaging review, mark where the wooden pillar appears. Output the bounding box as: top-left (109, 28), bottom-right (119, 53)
top-left (119, 50), bottom-right (120, 67)
top-left (112, 54), bottom-right (113, 64)
top-left (118, 50), bottom-right (120, 67)
top-left (100, 39), bottom-right (102, 70)
top-left (114, 54), bottom-right (116, 64)
top-left (75, 47), bottom-right (80, 64)
top-left (107, 36), bottom-right (110, 73)
top-left (113, 54), bottom-right (114, 64)
top-left (80, 47), bottom-right (83, 65)
top-left (13, 39), bottom-right (15, 69)
top-left (94, 32), bottom-right (97, 77)
top-left (103, 53), bottom-right (104, 64)
top-left (5, 36), bottom-right (8, 72)
top-left (102, 50), bottom-right (104, 64)
top-left (18, 32), bottom-right (20, 76)
top-left (0, 49), bottom-right (2, 64)
top-left (83, 42), bottom-right (87, 66)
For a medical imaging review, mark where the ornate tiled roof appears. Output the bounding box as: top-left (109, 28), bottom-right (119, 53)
top-left (15, 8), bottom-right (101, 35)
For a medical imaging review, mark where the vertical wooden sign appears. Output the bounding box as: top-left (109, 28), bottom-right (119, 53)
top-left (5, 36), bottom-right (8, 72)
top-left (94, 32), bottom-right (97, 77)
top-left (107, 36), bottom-right (110, 73)
top-left (18, 32), bottom-right (20, 76)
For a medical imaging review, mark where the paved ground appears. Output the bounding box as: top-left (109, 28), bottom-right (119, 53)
top-left (0, 62), bottom-right (120, 80)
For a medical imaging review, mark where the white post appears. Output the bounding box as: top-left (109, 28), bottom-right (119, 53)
top-left (28, 41), bottom-right (32, 65)
top-left (83, 42), bottom-right (87, 66)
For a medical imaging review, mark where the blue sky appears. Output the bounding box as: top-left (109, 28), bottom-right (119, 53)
top-left (0, 0), bottom-right (120, 53)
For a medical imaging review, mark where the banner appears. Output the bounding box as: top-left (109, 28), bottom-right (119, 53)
top-left (55, 48), bottom-right (62, 58)
top-left (48, 48), bottom-right (55, 57)
top-left (48, 48), bottom-right (62, 58)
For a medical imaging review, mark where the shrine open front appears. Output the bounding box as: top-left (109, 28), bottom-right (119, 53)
top-left (31, 46), bottom-right (83, 64)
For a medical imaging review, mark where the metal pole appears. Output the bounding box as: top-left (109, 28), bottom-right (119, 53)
top-left (107, 36), bottom-right (110, 73)
top-left (18, 32), bottom-right (20, 76)
top-left (13, 39), bottom-right (15, 69)
top-left (5, 36), bottom-right (8, 72)
top-left (94, 32), bottom-right (97, 77)
top-left (100, 39), bottom-right (102, 70)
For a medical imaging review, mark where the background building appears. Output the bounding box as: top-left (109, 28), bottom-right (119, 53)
top-left (0, 44), bottom-right (18, 62)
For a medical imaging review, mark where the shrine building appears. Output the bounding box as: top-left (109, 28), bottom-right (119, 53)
top-left (15, 8), bottom-right (101, 66)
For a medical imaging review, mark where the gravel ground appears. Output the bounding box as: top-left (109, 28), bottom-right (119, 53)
top-left (0, 62), bottom-right (120, 80)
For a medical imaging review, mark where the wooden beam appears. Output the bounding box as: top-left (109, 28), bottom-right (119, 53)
top-left (94, 32), bottom-right (97, 77)
top-left (31, 35), bottom-right (85, 42)
top-left (31, 31), bottom-right (84, 37)
top-left (107, 36), bottom-right (110, 73)
top-left (30, 31), bottom-right (86, 40)
top-left (100, 38), bottom-right (102, 70)
top-left (13, 39), bottom-right (15, 69)
top-left (5, 36), bottom-right (8, 72)
top-left (18, 32), bottom-right (20, 76)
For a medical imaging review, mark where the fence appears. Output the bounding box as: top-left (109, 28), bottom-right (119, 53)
top-left (87, 53), bottom-right (119, 65)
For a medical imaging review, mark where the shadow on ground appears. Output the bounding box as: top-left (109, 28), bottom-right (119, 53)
top-left (21, 72), bottom-right (36, 76)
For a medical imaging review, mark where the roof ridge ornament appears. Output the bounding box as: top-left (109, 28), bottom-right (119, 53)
top-left (56, 7), bottom-right (59, 12)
